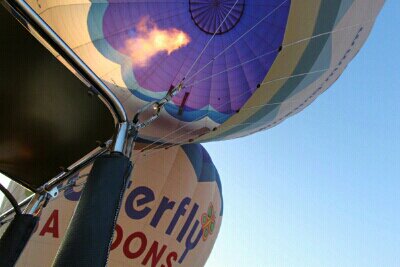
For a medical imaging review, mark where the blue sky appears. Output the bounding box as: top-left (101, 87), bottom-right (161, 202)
top-left (1, 1), bottom-right (399, 267)
top-left (204, 1), bottom-right (399, 266)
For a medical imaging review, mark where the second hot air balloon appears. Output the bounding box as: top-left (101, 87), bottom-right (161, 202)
top-left (6, 144), bottom-right (223, 267)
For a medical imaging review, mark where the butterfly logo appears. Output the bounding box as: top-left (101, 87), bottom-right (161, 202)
top-left (201, 203), bottom-right (216, 241)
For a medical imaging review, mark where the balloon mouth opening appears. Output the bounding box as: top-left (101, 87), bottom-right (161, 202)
top-left (189, 0), bottom-right (245, 35)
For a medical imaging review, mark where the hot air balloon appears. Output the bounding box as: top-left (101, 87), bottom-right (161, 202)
top-left (0, 0), bottom-right (385, 266)
top-left (13, 0), bottom-right (384, 146)
top-left (2, 144), bottom-right (223, 267)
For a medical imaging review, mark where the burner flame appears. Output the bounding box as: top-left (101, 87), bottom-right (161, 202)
top-left (124, 16), bottom-right (191, 67)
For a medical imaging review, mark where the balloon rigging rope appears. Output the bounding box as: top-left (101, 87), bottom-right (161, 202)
top-left (135, 21), bottom-right (373, 161)
top-left (183, 20), bottom-right (375, 89)
top-left (134, 19), bottom-right (374, 160)
top-left (136, 0), bottom-right (291, 154)
top-left (134, 68), bottom-right (331, 162)
top-left (133, 67), bottom-right (342, 163)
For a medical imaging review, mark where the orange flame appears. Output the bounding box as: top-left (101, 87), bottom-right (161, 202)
top-left (124, 16), bottom-right (191, 67)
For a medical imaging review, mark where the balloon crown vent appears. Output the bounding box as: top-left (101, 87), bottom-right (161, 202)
top-left (189, 0), bottom-right (245, 35)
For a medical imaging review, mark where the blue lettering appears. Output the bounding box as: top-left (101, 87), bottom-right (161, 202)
top-left (125, 186), bottom-right (155, 220)
top-left (177, 203), bottom-right (199, 242)
top-left (150, 197), bottom-right (176, 228)
top-left (166, 197), bottom-right (191, 235)
top-left (179, 220), bottom-right (203, 263)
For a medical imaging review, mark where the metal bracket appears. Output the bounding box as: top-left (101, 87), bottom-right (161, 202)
top-left (24, 194), bottom-right (46, 216)
top-left (133, 82), bottom-right (184, 131)
top-left (46, 187), bottom-right (59, 199)
top-left (24, 187), bottom-right (58, 217)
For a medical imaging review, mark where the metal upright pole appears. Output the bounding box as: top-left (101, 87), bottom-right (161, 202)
top-left (53, 156), bottom-right (133, 266)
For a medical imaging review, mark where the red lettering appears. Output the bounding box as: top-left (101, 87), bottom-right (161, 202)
top-left (142, 241), bottom-right (167, 267)
top-left (123, 232), bottom-right (147, 259)
top-left (111, 224), bottom-right (123, 251)
top-left (39, 209), bottom-right (59, 238)
top-left (164, 252), bottom-right (178, 267)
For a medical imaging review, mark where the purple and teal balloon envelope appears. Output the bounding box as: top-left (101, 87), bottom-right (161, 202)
top-left (90, 0), bottom-right (291, 122)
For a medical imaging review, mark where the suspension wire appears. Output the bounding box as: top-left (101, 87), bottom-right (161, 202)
top-left (136, 0), bottom-right (291, 152)
top-left (134, 68), bottom-right (334, 161)
top-left (186, 49), bottom-right (280, 88)
top-left (130, 0), bottom-right (241, 132)
top-left (137, 15), bottom-right (374, 157)
top-left (131, 5), bottom-right (241, 129)
top-left (183, 19), bottom-right (374, 89)
top-left (135, 17), bottom-right (372, 156)
top-left (0, 173), bottom-right (90, 225)
top-left (141, 52), bottom-right (355, 153)
top-left (132, 12), bottom-right (374, 165)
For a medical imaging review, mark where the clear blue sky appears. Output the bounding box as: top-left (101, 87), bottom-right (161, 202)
top-left (204, 1), bottom-right (399, 267)
top-left (1, 2), bottom-right (398, 267)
